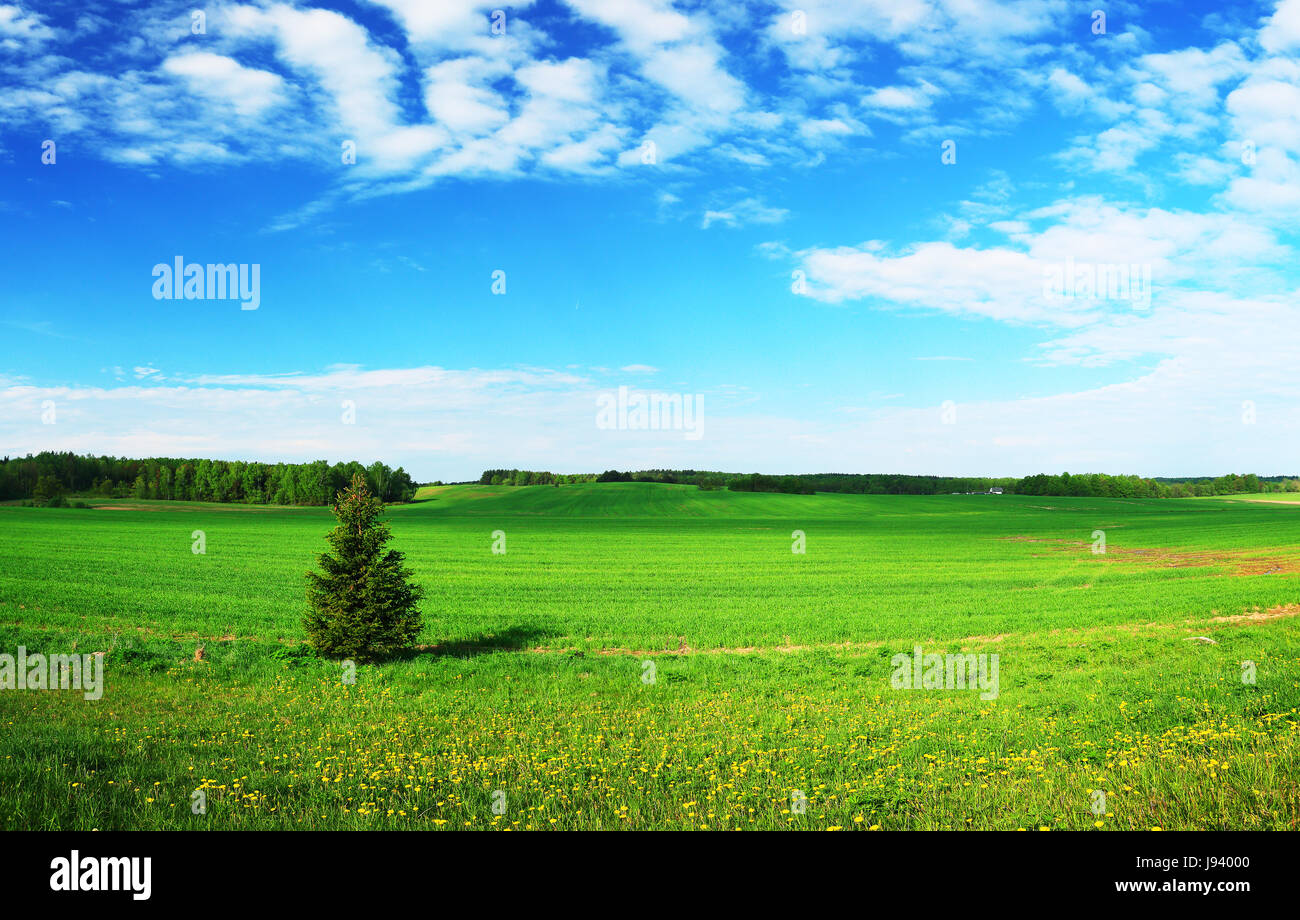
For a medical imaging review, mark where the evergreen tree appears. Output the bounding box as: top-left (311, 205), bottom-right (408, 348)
top-left (303, 474), bottom-right (424, 661)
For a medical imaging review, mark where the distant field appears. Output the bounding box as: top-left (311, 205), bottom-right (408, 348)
top-left (1196, 492), bottom-right (1300, 504)
top-left (2, 484), bottom-right (1298, 830)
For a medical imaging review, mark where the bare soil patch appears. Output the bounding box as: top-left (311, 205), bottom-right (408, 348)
top-left (1003, 536), bottom-right (1300, 576)
top-left (1211, 604), bottom-right (1300, 623)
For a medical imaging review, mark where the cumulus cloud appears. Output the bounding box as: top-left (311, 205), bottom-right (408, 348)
top-left (160, 52), bottom-right (285, 117)
top-left (1259, 0), bottom-right (1300, 54)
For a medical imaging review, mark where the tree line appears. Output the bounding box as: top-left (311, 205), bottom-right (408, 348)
top-left (478, 469), bottom-right (600, 486)
top-left (6, 454), bottom-right (1292, 505)
top-left (1016, 472), bottom-right (1284, 498)
top-left (1, 452), bottom-right (417, 505)
top-left (480, 468), bottom-right (1300, 498)
top-left (482, 469), bottom-right (1024, 494)
top-left (479, 469), bottom-right (732, 488)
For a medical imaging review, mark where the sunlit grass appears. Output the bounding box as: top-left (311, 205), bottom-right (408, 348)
top-left (1, 485), bottom-right (1298, 829)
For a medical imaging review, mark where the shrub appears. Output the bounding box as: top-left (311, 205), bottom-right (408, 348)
top-left (271, 643), bottom-right (316, 669)
top-left (303, 474), bottom-right (424, 661)
top-left (32, 473), bottom-right (63, 504)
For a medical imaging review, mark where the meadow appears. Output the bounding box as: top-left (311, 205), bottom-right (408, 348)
top-left (1, 483), bottom-right (1297, 830)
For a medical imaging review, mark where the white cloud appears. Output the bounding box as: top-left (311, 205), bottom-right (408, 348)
top-left (795, 239), bottom-right (1076, 323)
top-left (1222, 147), bottom-right (1300, 214)
top-left (641, 42), bottom-right (745, 116)
top-left (1226, 71), bottom-right (1300, 155)
top-left (423, 57), bottom-right (512, 136)
top-left (701, 196), bottom-right (788, 229)
top-left (1259, 0), bottom-right (1300, 53)
top-left (1173, 152), bottom-right (1237, 186)
top-left (862, 84), bottom-right (933, 111)
top-left (364, 0), bottom-right (535, 53)
top-left (226, 2), bottom-right (433, 172)
top-left (793, 197), bottom-right (1287, 327)
top-left (0, 3), bottom-right (52, 48)
top-left (161, 52), bottom-right (285, 117)
top-left (1135, 43), bottom-right (1248, 112)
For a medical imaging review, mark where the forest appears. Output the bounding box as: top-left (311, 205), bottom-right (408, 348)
top-left (0, 452), bottom-right (417, 505)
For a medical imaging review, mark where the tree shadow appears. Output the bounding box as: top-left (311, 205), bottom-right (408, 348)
top-left (409, 624), bottom-right (556, 660)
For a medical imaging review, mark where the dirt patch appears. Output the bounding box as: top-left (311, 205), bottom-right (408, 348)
top-left (1003, 536), bottom-right (1300, 576)
top-left (1211, 604), bottom-right (1300, 624)
top-left (590, 639), bottom-right (879, 657)
top-left (516, 630), bottom-right (1015, 658)
top-left (956, 633), bottom-right (1008, 645)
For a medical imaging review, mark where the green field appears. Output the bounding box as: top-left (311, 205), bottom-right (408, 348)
top-left (2, 484), bottom-right (1298, 830)
top-left (1199, 492), bottom-right (1300, 504)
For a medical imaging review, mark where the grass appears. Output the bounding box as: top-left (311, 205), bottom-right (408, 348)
top-left (1, 483), bottom-right (1298, 830)
top-left (1197, 492), bottom-right (1300, 504)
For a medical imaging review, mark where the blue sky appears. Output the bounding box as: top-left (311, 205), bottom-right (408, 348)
top-left (2, 0), bottom-right (1299, 481)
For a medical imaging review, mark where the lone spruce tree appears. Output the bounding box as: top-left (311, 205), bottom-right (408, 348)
top-left (304, 474), bottom-right (423, 660)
